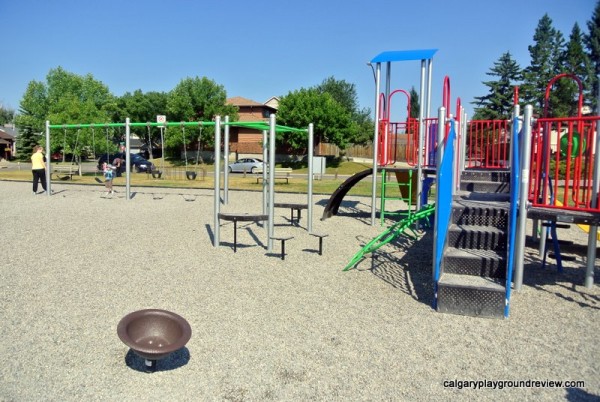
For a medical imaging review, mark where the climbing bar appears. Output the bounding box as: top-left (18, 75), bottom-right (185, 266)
top-left (344, 204), bottom-right (435, 271)
top-left (48, 120), bottom-right (306, 133)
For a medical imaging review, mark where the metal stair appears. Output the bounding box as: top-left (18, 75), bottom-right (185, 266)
top-left (436, 169), bottom-right (510, 318)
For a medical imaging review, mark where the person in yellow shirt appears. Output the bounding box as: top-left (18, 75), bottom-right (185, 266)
top-left (31, 145), bottom-right (47, 195)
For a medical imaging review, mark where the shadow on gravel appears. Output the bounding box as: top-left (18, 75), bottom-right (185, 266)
top-left (316, 199), bottom-right (372, 225)
top-left (124, 347), bottom-right (190, 373)
top-left (205, 224), bottom-right (214, 245)
top-left (372, 228), bottom-right (435, 306)
top-left (511, 239), bottom-right (600, 310)
top-left (565, 387), bottom-right (599, 401)
top-left (348, 227), bottom-right (434, 307)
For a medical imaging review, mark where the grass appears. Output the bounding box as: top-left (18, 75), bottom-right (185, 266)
top-left (0, 160), bottom-right (383, 197)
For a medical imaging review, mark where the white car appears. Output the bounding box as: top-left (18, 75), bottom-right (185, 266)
top-left (228, 158), bottom-right (264, 173)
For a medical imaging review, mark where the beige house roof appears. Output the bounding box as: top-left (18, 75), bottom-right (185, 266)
top-left (226, 96), bottom-right (264, 107)
top-left (0, 128), bottom-right (15, 140)
top-left (264, 96), bottom-right (279, 109)
top-left (227, 96), bottom-right (278, 111)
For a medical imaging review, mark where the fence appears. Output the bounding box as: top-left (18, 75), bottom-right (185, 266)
top-left (529, 115), bottom-right (599, 213)
top-left (465, 119), bottom-right (511, 169)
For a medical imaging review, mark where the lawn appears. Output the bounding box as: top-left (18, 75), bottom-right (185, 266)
top-left (0, 160), bottom-right (384, 197)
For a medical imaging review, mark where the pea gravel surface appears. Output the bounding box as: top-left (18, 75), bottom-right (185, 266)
top-left (0, 180), bottom-right (598, 401)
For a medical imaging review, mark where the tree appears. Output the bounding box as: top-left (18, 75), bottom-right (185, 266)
top-left (277, 88), bottom-right (357, 152)
top-left (409, 87), bottom-right (420, 119)
top-left (522, 14), bottom-right (564, 115)
top-left (166, 77), bottom-right (238, 150)
top-left (315, 76), bottom-right (373, 145)
top-left (316, 77), bottom-right (358, 113)
top-left (472, 52), bottom-right (522, 120)
top-left (15, 67), bottom-right (117, 160)
top-left (586, 0), bottom-right (600, 113)
top-left (15, 81), bottom-right (48, 158)
top-left (552, 23), bottom-right (593, 117)
top-left (0, 105), bottom-right (15, 125)
top-left (115, 90), bottom-right (168, 151)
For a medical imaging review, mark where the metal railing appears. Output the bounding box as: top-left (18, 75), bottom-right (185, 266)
top-left (529, 115), bottom-right (600, 213)
top-left (465, 119), bottom-right (511, 169)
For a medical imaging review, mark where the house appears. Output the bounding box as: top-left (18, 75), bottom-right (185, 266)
top-left (226, 96), bottom-right (278, 155)
top-left (0, 125), bottom-right (17, 160)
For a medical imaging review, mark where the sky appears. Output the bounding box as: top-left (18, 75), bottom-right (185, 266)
top-left (0, 0), bottom-right (597, 122)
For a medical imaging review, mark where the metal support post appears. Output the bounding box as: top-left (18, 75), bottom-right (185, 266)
top-left (307, 123), bottom-right (314, 233)
top-left (585, 85), bottom-right (600, 288)
top-left (223, 116), bottom-right (229, 205)
top-left (213, 116), bottom-right (221, 247)
top-left (416, 59), bottom-right (428, 214)
top-left (514, 105), bottom-right (533, 291)
top-left (370, 63), bottom-right (381, 226)
top-left (125, 118), bottom-right (131, 200)
top-left (267, 114), bottom-right (276, 251)
top-left (45, 121), bottom-right (51, 196)
top-left (432, 107), bottom-right (445, 277)
top-left (262, 130), bottom-right (268, 216)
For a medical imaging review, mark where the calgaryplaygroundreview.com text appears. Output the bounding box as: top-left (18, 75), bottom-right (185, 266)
top-left (443, 379), bottom-right (586, 390)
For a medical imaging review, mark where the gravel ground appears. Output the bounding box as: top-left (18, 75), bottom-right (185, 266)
top-left (0, 180), bottom-right (598, 401)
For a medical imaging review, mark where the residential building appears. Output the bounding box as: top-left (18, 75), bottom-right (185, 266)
top-left (0, 125), bottom-right (16, 160)
top-left (226, 96), bottom-right (277, 155)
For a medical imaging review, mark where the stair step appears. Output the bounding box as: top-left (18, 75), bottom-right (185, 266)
top-left (448, 224), bottom-right (507, 251)
top-left (541, 222), bottom-right (571, 229)
top-left (460, 180), bottom-right (510, 193)
top-left (452, 202), bottom-right (509, 227)
top-left (437, 273), bottom-right (505, 318)
top-left (461, 169), bottom-right (511, 182)
top-left (443, 248), bottom-right (506, 278)
top-left (455, 191), bottom-right (511, 202)
top-left (548, 253), bottom-right (577, 262)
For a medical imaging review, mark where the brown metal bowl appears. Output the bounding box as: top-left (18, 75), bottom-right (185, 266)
top-left (117, 309), bottom-right (192, 361)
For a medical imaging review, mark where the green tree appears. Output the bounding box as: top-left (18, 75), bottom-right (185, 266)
top-left (472, 52), bottom-right (522, 120)
top-left (115, 90), bottom-right (168, 150)
top-left (409, 87), bottom-right (420, 119)
top-left (522, 14), bottom-right (564, 115)
top-left (586, 0), bottom-right (600, 113)
top-left (15, 67), bottom-right (117, 160)
top-left (552, 23), bottom-right (593, 117)
top-left (316, 77), bottom-right (358, 113)
top-left (0, 105), bottom-right (15, 125)
top-left (277, 88), bottom-right (357, 152)
top-left (315, 76), bottom-right (373, 145)
top-left (166, 77), bottom-right (238, 151)
top-left (15, 81), bottom-right (48, 158)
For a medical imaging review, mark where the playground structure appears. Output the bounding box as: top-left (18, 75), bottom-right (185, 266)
top-left (339, 49), bottom-right (600, 318)
top-left (211, 114), bottom-right (317, 253)
top-left (43, 49), bottom-right (599, 319)
top-left (45, 116), bottom-right (315, 254)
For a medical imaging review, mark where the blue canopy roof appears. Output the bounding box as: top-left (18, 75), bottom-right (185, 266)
top-left (370, 49), bottom-right (438, 63)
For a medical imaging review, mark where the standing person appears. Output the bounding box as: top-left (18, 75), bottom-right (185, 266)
top-left (113, 156), bottom-right (122, 177)
top-left (31, 145), bottom-right (47, 195)
top-left (102, 162), bottom-right (114, 195)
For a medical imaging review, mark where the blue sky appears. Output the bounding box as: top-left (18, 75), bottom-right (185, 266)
top-left (0, 0), bottom-right (596, 121)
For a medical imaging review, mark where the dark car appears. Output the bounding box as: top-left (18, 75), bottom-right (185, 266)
top-left (97, 153), bottom-right (154, 173)
top-left (139, 144), bottom-right (162, 159)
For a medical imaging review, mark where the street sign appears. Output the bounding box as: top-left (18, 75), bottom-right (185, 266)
top-left (157, 115), bottom-right (166, 126)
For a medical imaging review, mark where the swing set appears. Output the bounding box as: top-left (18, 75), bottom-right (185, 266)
top-left (43, 117), bottom-right (306, 200)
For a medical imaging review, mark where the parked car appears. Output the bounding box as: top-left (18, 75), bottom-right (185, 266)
top-left (97, 152), bottom-right (154, 173)
top-left (228, 158), bottom-right (264, 173)
top-left (51, 150), bottom-right (87, 162)
top-left (139, 144), bottom-right (162, 159)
